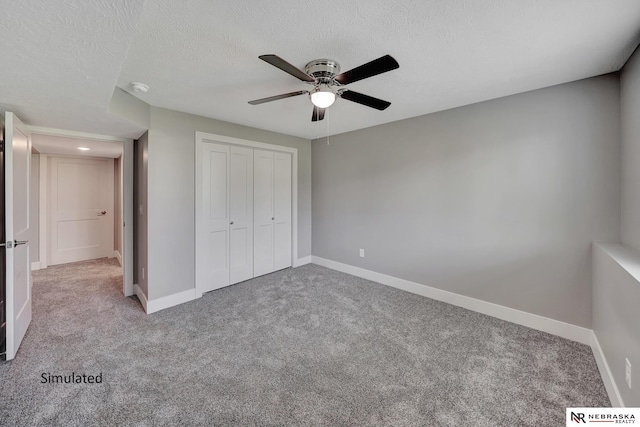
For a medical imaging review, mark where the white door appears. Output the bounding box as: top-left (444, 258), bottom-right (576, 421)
top-left (198, 143), bottom-right (230, 293)
top-left (229, 146), bottom-right (254, 284)
top-left (253, 150), bottom-right (275, 277)
top-left (3, 112), bottom-right (32, 361)
top-left (49, 156), bottom-right (114, 265)
top-left (273, 152), bottom-right (292, 270)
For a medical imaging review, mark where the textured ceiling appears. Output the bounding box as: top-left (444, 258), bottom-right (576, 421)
top-left (0, 0), bottom-right (147, 138)
top-left (117, 0), bottom-right (640, 139)
top-left (2, 1), bottom-right (640, 140)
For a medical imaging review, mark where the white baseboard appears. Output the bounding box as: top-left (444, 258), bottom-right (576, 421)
top-left (294, 256), bottom-right (312, 267)
top-left (31, 262), bottom-right (41, 271)
top-left (590, 332), bottom-right (624, 407)
top-left (311, 256), bottom-right (592, 345)
top-left (114, 250), bottom-right (122, 266)
top-left (146, 288), bottom-right (197, 314)
top-left (133, 284), bottom-right (148, 312)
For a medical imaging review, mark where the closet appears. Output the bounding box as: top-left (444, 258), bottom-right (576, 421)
top-left (197, 141), bottom-right (292, 294)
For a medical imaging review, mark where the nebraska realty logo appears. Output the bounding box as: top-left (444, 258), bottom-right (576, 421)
top-left (567, 408), bottom-right (640, 425)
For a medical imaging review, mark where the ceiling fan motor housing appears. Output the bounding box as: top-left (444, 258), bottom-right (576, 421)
top-left (305, 59), bottom-right (341, 84)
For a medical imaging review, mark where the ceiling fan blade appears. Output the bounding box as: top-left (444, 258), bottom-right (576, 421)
top-left (335, 54), bottom-right (399, 85)
top-left (340, 90), bottom-right (391, 110)
top-left (259, 54), bottom-right (315, 82)
top-left (248, 90), bottom-right (308, 105)
top-left (312, 106), bottom-right (325, 122)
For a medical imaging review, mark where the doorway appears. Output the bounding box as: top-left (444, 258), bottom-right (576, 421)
top-left (29, 128), bottom-right (134, 297)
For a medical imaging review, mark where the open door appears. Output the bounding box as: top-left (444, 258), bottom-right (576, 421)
top-left (2, 112), bottom-right (32, 361)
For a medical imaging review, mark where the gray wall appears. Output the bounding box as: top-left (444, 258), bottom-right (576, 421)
top-left (593, 244), bottom-right (640, 406)
top-left (146, 107), bottom-right (311, 300)
top-left (30, 152), bottom-right (39, 264)
top-left (134, 131), bottom-right (148, 297)
top-left (312, 75), bottom-right (621, 328)
top-left (590, 45), bottom-right (640, 407)
top-left (108, 87), bottom-right (150, 137)
top-left (621, 46), bottom-right (640, 252)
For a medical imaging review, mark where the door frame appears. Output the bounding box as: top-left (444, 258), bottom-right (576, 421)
top-left (195, 131), bottom-right (299, 298)
top-left (29, 126), bottom-right (135, 297)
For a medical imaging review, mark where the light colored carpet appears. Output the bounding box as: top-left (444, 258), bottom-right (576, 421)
top-left (0, 258), bottom-right (608, 426)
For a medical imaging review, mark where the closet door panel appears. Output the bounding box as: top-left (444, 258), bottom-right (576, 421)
top-left (200, 143), bottom-right (230, 293)
top-left (229, 146), bottom-right (254, 284)
top-left (253, 150), bottom-right (275, 276)
top-left (274, 152), bottom-right (292, 270)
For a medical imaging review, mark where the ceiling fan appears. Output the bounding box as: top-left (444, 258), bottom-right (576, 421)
top-left (248, 54), bottom-right (399, 122)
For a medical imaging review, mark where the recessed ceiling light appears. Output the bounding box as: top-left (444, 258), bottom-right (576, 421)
top-left (77, 147), bottom-right (90, 151)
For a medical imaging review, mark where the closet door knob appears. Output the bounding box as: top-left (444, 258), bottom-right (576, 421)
top-left (272, 217), bottom-right (275, 220)
top-left (230, 221), bottom-right (234, 225)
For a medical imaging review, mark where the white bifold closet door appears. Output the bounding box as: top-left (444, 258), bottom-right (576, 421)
top-left (273, 152), bottom-right (292, 271)
top-left (254, 150), bottom-right (292, 277)
top-left (200, 142), bottom-right (254, 294)
top-left (229, 147), bottom-right (254, 284)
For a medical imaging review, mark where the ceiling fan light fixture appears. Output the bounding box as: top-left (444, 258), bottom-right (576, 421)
top-left (310, 88), bottom-right (336, 108)
top-left (249, 54), bottom-right (399, 121)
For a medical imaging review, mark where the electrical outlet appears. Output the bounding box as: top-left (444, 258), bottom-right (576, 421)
top-left (626, 358), bottom-right (632, 389)
top-left (359, 249), bottom-right (365, 258)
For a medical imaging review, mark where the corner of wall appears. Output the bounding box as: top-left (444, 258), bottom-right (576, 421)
top-left (108, 87), bottom-right (151, 132)
top-left (592, 243), bottom-right (640, 407)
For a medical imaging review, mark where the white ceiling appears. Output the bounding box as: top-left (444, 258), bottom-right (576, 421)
top-left (0, 0), bottom-right (147, 138)
top-left (2, 1), bottom-right (640, 140)
top-left (32, 134), bottom-right (123, 159)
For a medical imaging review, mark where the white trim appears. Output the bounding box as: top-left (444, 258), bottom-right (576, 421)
top-left (311, 256), bottom-right (592, 345)
top-left (28, 126), bottom-right (132, 143)
top-left (292, 152), bottom-right (298, 268)
top-left (146, 288), bottom-right (197, 314)
top-left (195, 137), bottom-right (204, 298)
top-left (39, 155), bottom-right (48, 269)
top-left (133, 284), bottom-right (148, 312)
top-left (590, 332), bottom-right (625, 407)
top-left (195, 131), bottom-right (298, 154)
top-left (294, 256), bottom-right (312, 267)
top-left (195, 131), bottom-right (299, 298)
top-left (31, 262), bottom-right (41, 271)
top-left (114, 250), bottom-right (122, 266)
